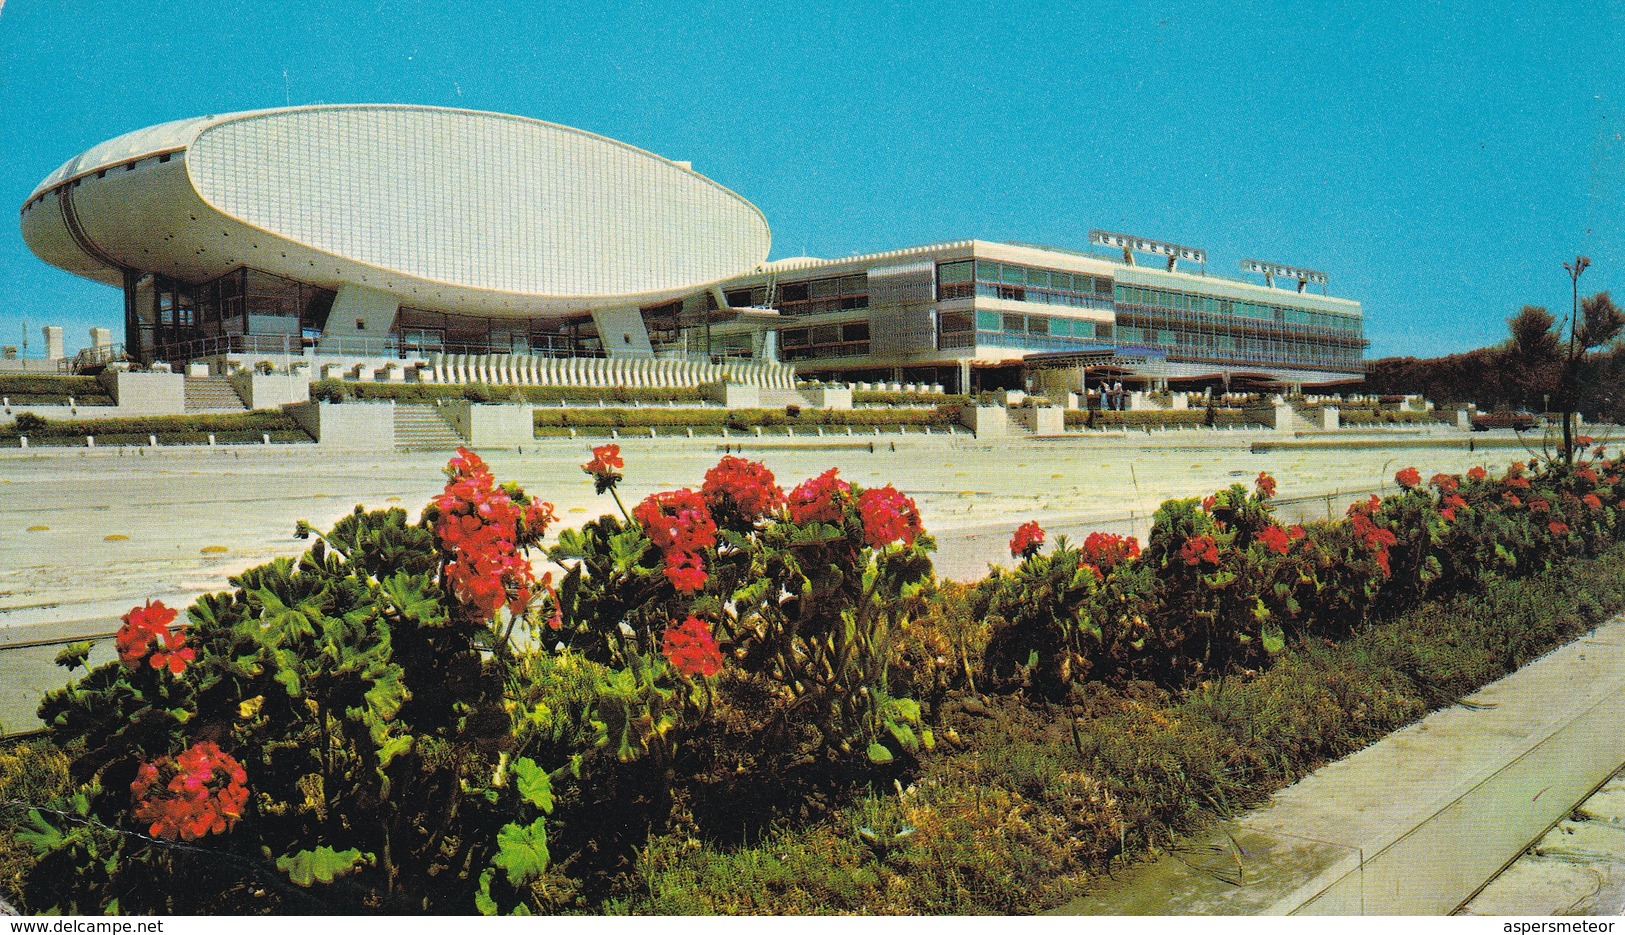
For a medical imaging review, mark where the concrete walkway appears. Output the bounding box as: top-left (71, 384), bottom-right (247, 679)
top-left (1065, 613), bottom-right (1625, 915)
top-left (1459, 766), bottom-right (1625, 915)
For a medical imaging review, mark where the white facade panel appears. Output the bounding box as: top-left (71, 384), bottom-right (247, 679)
top-left (184, 106), bottom-right (769, 301)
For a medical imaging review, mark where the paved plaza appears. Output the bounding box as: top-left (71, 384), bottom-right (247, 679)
top-left (1, 429), bottom-right (1531, 622)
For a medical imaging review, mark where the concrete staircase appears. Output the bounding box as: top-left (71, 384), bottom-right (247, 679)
top-left (393, 404), bottom-right (465, 451)
top-left (183, 376), bottom-right (247, 412)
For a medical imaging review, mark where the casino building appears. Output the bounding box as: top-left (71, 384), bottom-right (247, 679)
top-left (20, 104), bottom-right (1365, 393)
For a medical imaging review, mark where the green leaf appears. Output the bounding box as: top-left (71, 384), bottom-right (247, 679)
top-left (920, 729), bottom-right (936, 751)
top-left (492, 817), bottom-right (550, 886)
top-left (54, 641), bottom-right (93, 670)
top-left (866, 742), bottom-right (894, 765)
top-left (275, 846), bottom-right (374, 887)
top-left (1260, 623), bottom-right (1285, 655)
top-left (513, 757), bottom-right (554, 813)
top-left (475, 870), bottom-right (499, 916)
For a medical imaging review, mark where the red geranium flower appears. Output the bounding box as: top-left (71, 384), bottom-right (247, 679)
top-left (1430, 473), bottom-right (1458, 492)
top-left (1467, 466), bottom-right (1488, 482)
top-left (1257, 525), bottom-right (1291, 555)
top-left (787, 468), bottom-right (851, 525)
top-left (857, 485), bottom-right (923, 549)
top-left (1528, 498), bottom-right (1549, 513)
top-left (702, 456), bottom-right (785, 521)
top-left (662, 549), bottom-right (708, 593)
top-left (1576, 435), bottom-right (1595, 447)
top-left (1583, 493), bottom-right (1603, 511)
top-left (1080, 532), bottom-right (1140, 573)
top-left (1179, 534), bottom-right (1221, 567)
top-left (131, 741), bottom-right (248, 841)
top-left (633, 489), bottom-right (718, 554)
top-left (433, 449), bottom-right (545, 619)
top-left (1010, 521), bottom-right (1045, 559)
top-left (1548, 520), bottom-right (1570, 536)
top-left (1395, 466), bottom-right (1422, 489)
top-left (582, 443), bottom-right (623, 477)
top-left (661, 616), bottom-right (723, 678)
top-left (581, 444), bottom-right (624, 493)
top-left (1201, 495), bottom-right (1216, 513)
top-left (116, 600), bottom-right (194, 675)
top-left (1576, 467), bottom-right (1599, 484)
top-left (1255, 472), bottom-right (1278, 499)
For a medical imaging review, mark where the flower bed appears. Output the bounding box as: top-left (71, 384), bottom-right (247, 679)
top-left (6, 441), bottom-right (1622, 914)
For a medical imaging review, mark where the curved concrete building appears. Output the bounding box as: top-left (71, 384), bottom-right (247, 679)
top-left (21, 104), bottom-right (771, 362)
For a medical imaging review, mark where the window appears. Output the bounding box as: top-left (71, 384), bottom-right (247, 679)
top-left (976, 311), bottom-right (1001, 331)
top-left (1027, 316), bottom-right (1049, 335)
top-left (1002, 313), bottom-right (1025, 332)
top-left (842, 321), bottom-right (870, 342)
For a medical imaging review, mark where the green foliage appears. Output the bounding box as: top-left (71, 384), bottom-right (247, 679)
top-left (0, 375), bottom-right (114, 406)
top-left (0, 410), bottom-right (310, 445)
top-left (23, 505), bottom-right (551, 913)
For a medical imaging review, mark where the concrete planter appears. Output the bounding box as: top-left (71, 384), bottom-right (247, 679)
top-left (441, 401), bottom-right (531, 449)
top-left (98, 370), bottom-right (185, 415)
top-left (230, 372), bottom-right (309, 410)
top-left (800, 386), bottom-right (852, 410)
top-left (960, 405), bottom-right (1008, 438)
top-left (286, 400), bottom-right (395, 449)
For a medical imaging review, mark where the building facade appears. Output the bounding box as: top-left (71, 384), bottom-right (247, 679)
top-left (21, 105), bottom-right (1364, 392)
top-left (704, 240), bottom-right (1365, 394)
top-left (20, 105), bottom-right (770, 368)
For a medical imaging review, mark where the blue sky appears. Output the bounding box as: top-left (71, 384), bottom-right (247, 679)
top-left (2, 0), bottom-right (1620, 358)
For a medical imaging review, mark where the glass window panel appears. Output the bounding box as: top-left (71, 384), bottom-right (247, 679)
top-left (938, 260), bottom-right (974, 284)
top-left (1051, 272), bottom-right (1072, 292)
top-left (976, 311), bottom-right (1001, 331)
top-left (976, 260), bottom-right (1000, 281)
top-left (1095, 277), bottom-right (1113, 296)
top-left (1074, 320), bottom-right (1095, 338)
top-left (1028, 316), bottom-right (1049, 334)
top-left (1050, 319), bottom-right (1071, 336)
top-left (1002, 265), bottom-right (1025, 284)
top-left (1026, 268), bottom-right (1050, 288)
top-left (1002, 313), bottom-right (1025, 332)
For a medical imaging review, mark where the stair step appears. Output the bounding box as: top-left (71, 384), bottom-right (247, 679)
top-left (183, 376), bottom-right (247, 412)
top-left (393, 404), bottom-right (466, 451)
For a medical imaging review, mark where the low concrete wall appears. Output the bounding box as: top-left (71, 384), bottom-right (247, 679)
top-left (961, 405), bottom-right (1008, 438)
top-left (1320, 406), bottom-right (1340, 431)
top-left (230, 372), bottom-right (309, 410)
top-left (801, 386), bottom-right (853, 410)
top-left (1011, 405), bottom-right (1064, 435)
top-left (98, 371), bottom-right (185, 416)
top-left (704, 382), bottom-right (761, 409)
top-left (286, 400), bottom-right (395, 449)
top-left (440, 401), bottom-right (532, 449)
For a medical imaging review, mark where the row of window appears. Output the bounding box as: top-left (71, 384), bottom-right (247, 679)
top-left (1113, 284), bottom-right (1361, 334)
top-left (939, 259), bottom-right (1116, 297)
top-left (974, 311), bottom-right (1115, 341)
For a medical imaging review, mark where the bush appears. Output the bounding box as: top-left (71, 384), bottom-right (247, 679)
top-left (0, 376), bottom-right (114, 406)
top-left (0, 411), bottom-right (312, 446)
top-left (12, 412), bottom-right (47, 433)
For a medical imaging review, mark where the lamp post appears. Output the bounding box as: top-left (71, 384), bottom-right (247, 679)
top-left (1561, 256), bottom-right (1590, 463)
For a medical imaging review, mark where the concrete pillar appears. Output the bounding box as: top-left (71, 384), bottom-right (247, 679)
top-left (43, 326), bottom-right (64, 360)
top-left (90, 327), bottom-right (112, 349)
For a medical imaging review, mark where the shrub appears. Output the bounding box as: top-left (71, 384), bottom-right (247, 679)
top-left (12, 412), bottom-right (47, 433)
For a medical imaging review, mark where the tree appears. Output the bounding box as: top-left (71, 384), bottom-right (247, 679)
top-left (1556, 256), bottom-right (1622, 462)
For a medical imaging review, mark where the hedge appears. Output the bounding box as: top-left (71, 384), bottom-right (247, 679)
top-left (533, 405), bottom-right (962, 432)
top-left (313, 380), bottom-right (705, 406)
top-left (1063, 409), bottom-right (1263, 429)
top-left (0, 410), bottom-right (312, 446)
top-left (0, 376), bottom-right (115, 407)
